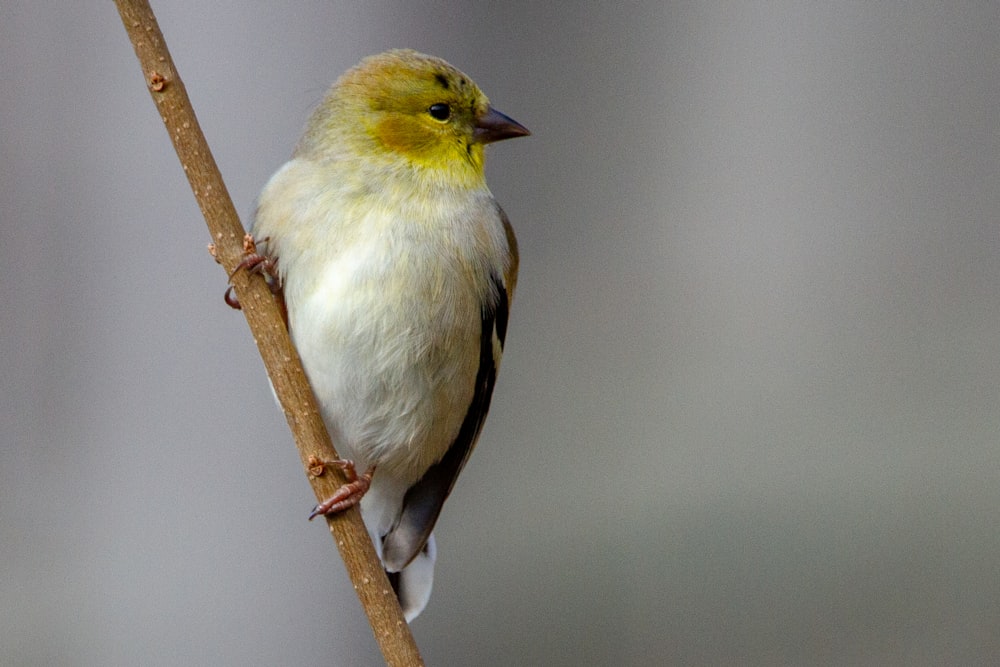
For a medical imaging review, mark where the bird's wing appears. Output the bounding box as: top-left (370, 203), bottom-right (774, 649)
top-left (381, 268), bottom-right (511, 572)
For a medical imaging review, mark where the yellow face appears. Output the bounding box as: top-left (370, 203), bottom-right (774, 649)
top-left (369, 64), bottom-right (491, 172)
top-left (340, 50), bottom-right (492, 174)
top-left (301, 50), bottom-right (528, 186)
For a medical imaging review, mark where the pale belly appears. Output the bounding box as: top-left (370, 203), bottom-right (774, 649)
top-left (286, 247), bottom-right (482, 486)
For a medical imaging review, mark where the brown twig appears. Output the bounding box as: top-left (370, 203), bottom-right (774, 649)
top-left (112, 2), bottom-right (423, 664)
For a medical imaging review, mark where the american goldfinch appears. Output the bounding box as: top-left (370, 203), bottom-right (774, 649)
top-left (249, 49), bottom-right (528, 621)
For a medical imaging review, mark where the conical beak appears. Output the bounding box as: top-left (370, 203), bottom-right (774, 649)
top-left (474, 106), bottom-right (531, 144)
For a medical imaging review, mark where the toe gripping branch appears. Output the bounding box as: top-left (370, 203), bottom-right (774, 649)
top-left (210, 234), bottom-right (282, 311)
top-left (308, 456), bottom-right (375, 520)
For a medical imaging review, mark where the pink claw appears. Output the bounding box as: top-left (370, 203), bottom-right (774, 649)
top-left (308, 459), bottom-right (375, 520)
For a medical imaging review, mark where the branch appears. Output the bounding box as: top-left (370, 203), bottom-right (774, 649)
top-left (112, 2), bottom-right (423, 664)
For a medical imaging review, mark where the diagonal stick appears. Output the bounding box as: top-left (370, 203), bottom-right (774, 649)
top-left (112, 2), bottom-right (424, 664)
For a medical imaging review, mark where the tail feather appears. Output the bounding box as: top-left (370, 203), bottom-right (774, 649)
top-left (386, 534), bottom-right (436, 622)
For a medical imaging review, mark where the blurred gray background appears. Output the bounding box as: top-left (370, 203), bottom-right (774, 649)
top-left (3, 2), bottom-right (998, 665)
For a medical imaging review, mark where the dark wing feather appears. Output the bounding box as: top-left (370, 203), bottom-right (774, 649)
top-left (381, 273), bottom-right (509, 571)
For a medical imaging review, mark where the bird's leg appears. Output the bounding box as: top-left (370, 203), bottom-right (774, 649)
top-left (222, 234), bottom-right (281, 310)
top-left (307, 458), bottom-right (375, 520)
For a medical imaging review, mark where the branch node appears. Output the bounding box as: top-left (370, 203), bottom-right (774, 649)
top-left (148, 70), bottom-right (166, 91)
top-left (307, 455), bottom-right (326, 478)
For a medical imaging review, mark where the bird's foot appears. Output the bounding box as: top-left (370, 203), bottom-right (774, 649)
top-left (223, 234), bottom-right (280, 309)
top-left (307, 457), bottom-right (375, 520)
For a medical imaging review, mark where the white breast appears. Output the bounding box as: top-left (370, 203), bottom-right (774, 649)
top-left (259, 160), bottom-right (509, 486)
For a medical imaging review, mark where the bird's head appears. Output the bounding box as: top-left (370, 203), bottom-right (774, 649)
top-left (298, 50), bottom-right (529, 186)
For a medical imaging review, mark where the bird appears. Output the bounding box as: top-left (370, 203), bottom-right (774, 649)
top-left (247, 49), bottom-right (528, 621)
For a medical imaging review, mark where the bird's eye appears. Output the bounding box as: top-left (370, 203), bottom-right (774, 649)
top-left (428, 103), bottom-right (451, 121)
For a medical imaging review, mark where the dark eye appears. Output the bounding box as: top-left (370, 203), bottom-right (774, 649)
top-left (428, 103), bottom-right (451, 121)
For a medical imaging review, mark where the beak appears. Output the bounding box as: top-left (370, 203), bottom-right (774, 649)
top-left (474, 106), bottom-right (531, 144)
